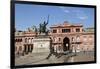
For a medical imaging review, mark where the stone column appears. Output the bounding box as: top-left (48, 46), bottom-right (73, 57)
top-left (26, 45), bottom-right (28, 54)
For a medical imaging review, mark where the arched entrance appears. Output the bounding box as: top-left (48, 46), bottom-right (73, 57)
top-left (63, 37), bottom-right (70, 51)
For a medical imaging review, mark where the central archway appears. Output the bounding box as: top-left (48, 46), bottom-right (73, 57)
top-left (63, 37), bottom-right (70, 51)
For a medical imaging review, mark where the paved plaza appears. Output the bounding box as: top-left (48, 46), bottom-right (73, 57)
top-left (15, 51), bottom-right (94, 66)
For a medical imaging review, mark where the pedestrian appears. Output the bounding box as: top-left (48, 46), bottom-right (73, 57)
top-left (46, 46), bottom-right (56, 59)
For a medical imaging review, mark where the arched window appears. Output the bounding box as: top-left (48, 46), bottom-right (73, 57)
top-left (17, 39), bottom-right (18, 42)
top-left (19, 39), bottom-right (21, 42)
top-left (25, 38), bottom-right (27, 43)
top-left (76, 36), bottom-right (80, 42)
top-left (28, 38), bottom-right (31, 43)
top-left (19, 46), bottom-right (22, 51)
top-left (59, 38), bottom-right (61, 41)
top-left (53, 38), bottom-right (55, 42)
top-left (31, 38), bottom-right (33, 43)
top-left (72, 37), bottom-right (74, 42)
top-left (20, 39), bottom-right (22, 42)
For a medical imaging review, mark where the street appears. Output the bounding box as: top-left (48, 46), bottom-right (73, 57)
top-left (15, 51), bottom-right (94, 66)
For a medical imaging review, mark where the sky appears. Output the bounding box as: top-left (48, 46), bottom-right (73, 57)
top-left (15, 4), bottom-right (95, 31)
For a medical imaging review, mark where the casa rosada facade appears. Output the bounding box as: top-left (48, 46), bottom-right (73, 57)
top-left (15, 21), bottom-right (94, 55)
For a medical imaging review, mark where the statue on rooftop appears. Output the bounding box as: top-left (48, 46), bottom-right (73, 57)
top-left (31, 25), bottom-right (37, 32)
top-left (27, 25), bottom-right (37, 32)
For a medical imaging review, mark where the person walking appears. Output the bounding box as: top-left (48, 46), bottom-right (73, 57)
top-left (46, 46), bottom-right (56, 59)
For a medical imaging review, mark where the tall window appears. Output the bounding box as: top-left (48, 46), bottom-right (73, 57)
top-left (32, 38), bottom-right (33, 43)
top-left (19, 46), bottom-right (22, 51)
top-left (72, 37), bottom-right (74, 42)
top-left (53, 30), bottom-right (57, 33)
top-left (53, 38), bottom-right (55, 42)
top-left (25, 38), bottom-right (27, 43)
top-left (76, 36), bottom-right (80, 42)
top-left (20, 39), bottom-right (22, 42)
top-left (62, 29), bottom-right (70, 33)
top-left (59, 38), bottom-right (61, 41)
top-left (16, 39), bottom-right (22, 42)
top-left (28, 38), bottom-right (31, 43)
top-left (76, 28), bottom-right (80, 32)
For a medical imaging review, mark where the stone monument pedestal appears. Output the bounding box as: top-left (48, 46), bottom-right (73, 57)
top-left (32, 34), bottom-right (51, 53)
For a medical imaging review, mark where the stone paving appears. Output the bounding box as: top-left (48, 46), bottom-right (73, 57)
top-left (15, 51), bottom-right (95, 66)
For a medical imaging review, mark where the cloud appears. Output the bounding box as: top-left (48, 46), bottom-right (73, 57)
top-left (59, 7), bottom-right (70, 13)
top-left (59, 7), bottom-right (66, 9)
top-left (76, 13), bottom-right (88, 20)
top-left (59, 7), bottom-right (88, 20)
top-left (75, 10), bottom-right (88, 20)
top-left (78, 16), bottom-right (88, 20)
top-left (64, 10), bottom-right (70, 13)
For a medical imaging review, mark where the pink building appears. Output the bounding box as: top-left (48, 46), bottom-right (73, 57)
top-left (15, 31), bottom-right (37, 56)
top-left (49, 21), bottom-right (94, 53)
top-left (15, 21), bottom-right (94, 56)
